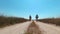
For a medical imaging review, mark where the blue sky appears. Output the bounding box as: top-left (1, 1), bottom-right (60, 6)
top-left (0, 0), bottom-right (60, 19)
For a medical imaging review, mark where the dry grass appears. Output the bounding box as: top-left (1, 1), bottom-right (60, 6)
top-left (25, 21), bottom-right (42, 34)
top-left (38, 18), bottom-right (60, 26)
top-left (0, 16), bottom-right (28, 28)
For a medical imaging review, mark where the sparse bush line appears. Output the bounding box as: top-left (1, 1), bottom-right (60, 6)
top-left (0, 16), bottom-right (28, 28)
top-left (38, 18), bottom-right (60, 26)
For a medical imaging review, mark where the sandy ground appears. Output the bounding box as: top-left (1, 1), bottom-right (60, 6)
top-left (25, 21), bottom-right (41, 34)
top-left (35, 21), bottom-right (60, 34)
top-left (0, 21), bottom-right (60, 34)
top-left (0, 21), bottom-right (32, 34)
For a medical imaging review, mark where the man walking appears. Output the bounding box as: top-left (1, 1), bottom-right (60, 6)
top-left (29, 15), bottom-right (32, 21)
top-left (35, 14), bottom-right (39, 21)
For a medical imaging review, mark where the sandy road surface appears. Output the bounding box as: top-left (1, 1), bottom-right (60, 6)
top-left (35, 21), bottom-right (60, 34)
top-left (25, 21), bottom-right (41, 34)
top-left (0, 21), bottom-right (32, 34)
top-left (0, 21), bottom-right (60, 34)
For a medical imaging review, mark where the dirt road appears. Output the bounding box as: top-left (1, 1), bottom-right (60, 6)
top-left (0, 21), bottom-right (32, 34)
top-left (0, 21), bottom-right (60, 34)
top-left (25, 21), bottom-right (42, 34)
top-left (35, 21), bottom-right (60, 34)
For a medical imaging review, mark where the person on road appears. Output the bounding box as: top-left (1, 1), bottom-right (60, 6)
top-left (36, 14), bottom-right (39, 21)
top-left (29, 15), bottom-right (32, 21)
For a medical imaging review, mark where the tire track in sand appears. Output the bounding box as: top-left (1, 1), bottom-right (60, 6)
top-left (25, 21), bottom-right (42, 34)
